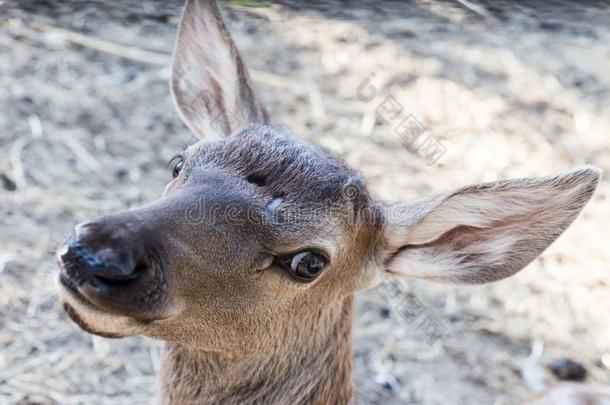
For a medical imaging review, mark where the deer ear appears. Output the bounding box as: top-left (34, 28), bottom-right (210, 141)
top-left (382, 167), bottom-right (601, 284)
top-left (171, 0), bottom-right (268, 138)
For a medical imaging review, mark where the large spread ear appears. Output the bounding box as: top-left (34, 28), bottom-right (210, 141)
top-left (171, 0), bottom-right (268, 138)
top-left (382, 167), bottom-right (601, 284)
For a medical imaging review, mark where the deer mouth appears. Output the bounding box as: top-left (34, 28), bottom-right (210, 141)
top-left (56, 258), bottom-right (153, 338)
top-left (60, 297), bottom-right (126, 339)
top-left (59, 270), bottom-right (95, 307)
top-left (58, 273), bottom-right (148, 338)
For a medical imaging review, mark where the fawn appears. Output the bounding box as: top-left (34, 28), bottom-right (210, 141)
top-left (56, 0), bottom-right (601, 403)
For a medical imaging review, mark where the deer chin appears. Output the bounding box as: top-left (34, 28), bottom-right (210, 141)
top-left (57, 274), bottom-right (147, 338)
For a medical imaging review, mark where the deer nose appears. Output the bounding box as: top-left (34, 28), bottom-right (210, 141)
top-left (62, 221), bottom-right (144, 287)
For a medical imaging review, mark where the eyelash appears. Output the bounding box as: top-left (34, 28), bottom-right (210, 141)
top-left (168, 154), bottom-right (184, 178)
top-left (167, 154), bottom-right (183, 167)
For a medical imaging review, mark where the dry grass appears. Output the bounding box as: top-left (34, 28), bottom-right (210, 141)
top-left (1, 1), bottom-right (609, 404)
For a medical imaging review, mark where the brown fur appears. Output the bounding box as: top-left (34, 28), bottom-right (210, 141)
top-left (160, 296), bottom-right (355, 405)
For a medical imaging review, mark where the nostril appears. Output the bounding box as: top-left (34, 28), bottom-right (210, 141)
top-left (65, 239), bottom-right (105, 270)
top-left (88, 258), bottom-right (145, 288)
top-left (92, 271), bottom-right (140, 287)
top-left (63, 232), bottom-right (146, 287)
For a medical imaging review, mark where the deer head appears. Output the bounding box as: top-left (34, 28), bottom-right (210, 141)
top-left (56, 0), bottom-right (600, 376)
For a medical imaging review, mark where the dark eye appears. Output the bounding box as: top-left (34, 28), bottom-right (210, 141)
top-left (169, 155), bottom-right (184, 178)
top-left (286, 251), bottom-right (327, 282)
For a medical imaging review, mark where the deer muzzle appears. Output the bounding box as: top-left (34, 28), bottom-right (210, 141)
top-left (56, 203), bottom-right (178, 327)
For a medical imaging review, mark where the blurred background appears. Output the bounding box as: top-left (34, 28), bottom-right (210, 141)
top-left (1, 1), bottom-right (609, 404)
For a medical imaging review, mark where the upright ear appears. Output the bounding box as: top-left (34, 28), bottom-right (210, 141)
top-left (171, 0), bottom-right (268, 138)
top-left (382, 167), bottom-right (601, 284)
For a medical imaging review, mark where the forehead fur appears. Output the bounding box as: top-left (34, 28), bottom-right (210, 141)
top-left (188, 124), bottom-right (364, 206)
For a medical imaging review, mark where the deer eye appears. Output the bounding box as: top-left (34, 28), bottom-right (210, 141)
top-left (169, 155), bottom-right (184, 178)
top-left (286, 251), bottom-right (327, 282)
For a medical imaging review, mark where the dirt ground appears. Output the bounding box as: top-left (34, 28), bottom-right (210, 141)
top-left (1, 1), bottom-right (609, 404)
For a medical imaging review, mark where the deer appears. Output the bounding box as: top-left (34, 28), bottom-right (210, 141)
top-left (55, 0), bottom-right (602, 404)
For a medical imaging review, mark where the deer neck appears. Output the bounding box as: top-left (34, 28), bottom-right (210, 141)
top-left (159, 295), bottom-right (355, 405)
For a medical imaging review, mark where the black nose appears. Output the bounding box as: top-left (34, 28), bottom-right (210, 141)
top-left (62, 221), bottom-right (145, 287)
